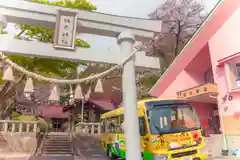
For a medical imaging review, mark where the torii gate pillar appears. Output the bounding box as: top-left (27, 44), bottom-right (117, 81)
top-left (117, 32), bottom-right (141, 160)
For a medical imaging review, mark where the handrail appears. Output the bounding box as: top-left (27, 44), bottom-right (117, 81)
top-left (34, 125), bottom-right (49, 156)
top-left (70, 132), bottom-right (74, 155)
top-left (72, 132), bottom-right (79, 156)
top-left (69, 118), bottom-right (76, 156)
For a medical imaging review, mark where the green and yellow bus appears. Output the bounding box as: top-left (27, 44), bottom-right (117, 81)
top-left (100, 98), bottom-right (208, 160)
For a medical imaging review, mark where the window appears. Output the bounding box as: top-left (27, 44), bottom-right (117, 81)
top-left (100, 119), bottom-right (105, 133)
top-left (236, 63), bottom-right (240, 87)
top-left (224, 62), bottom-right (240, 89)
top-left (105, 116), bottom-right (121, 133)
top-left (139, 117), bottom-right (147, 136)
top-left (204, 68), bottom-right (214, 83)
top-left (104, 115), bottom-right (147, 135)
top-left (148, 104), bottom-right (200, 134)
top-left (119, 115), bottom-right (124, 132)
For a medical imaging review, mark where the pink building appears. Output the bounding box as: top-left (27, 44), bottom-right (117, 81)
top-left (149, 0), bottom-right (240, 155)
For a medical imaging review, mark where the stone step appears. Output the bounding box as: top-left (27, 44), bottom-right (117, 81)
top-left (43, 142), bottom-right (70, 146)
top-left (43, 145), bottom-right (71, 148)
top-left (43, 149), bottom-right (71, 152)
top-left (41, 154), bottom-right (72, 156)
top-left (42, 151), bottom-right (71, 155)
top-left (43, 148), bottom-right (71, 152)
top-left (44, 140), bottom-right (70, 143)
top-left (45, 139), bottom-right (70, 141)
top-left (43, 148), bottom-right (71, 151)
top-left (44, 141), bottom-right (71, 144)
top-left (46, 136), bottom-right (69, 138)
top-left (43, 146), bottom-right (71, 149)
top-left (45, 138), bottom-right (70, 140)
top-left (46, 135), bottom-right (69, 137)
top-left (42, 152), bottom-right (72, 155)
top-left (45, 138), bottom-right (70, 141)
top-left (44, 143), bottom-right (70, 146)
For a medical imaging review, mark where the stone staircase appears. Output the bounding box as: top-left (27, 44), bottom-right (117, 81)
top-left (40, 132), bottom-right (73, 156)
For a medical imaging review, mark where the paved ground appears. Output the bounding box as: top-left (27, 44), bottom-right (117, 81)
top-left (0, 154), bottom-right (239, 160)
top-left (1, 134), bottom-right (240, 160)
top-left (1, 154), bottom-right (240, 160)
top-left (74, 135), bottom-right (108, 160)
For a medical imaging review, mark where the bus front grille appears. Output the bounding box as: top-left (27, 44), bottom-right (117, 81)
top-left (171, 150), bottom-right (197, 158)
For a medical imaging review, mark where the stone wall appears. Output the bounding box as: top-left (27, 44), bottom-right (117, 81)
top-left (0, 132), bottom-right (37, 153)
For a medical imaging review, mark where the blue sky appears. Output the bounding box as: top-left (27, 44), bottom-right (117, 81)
top-left (78, 0), bottom-right (219, 49)
top-left (6, 0), bottom-right (219, 49)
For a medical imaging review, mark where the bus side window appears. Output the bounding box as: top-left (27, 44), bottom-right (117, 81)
top-left (109, 118), bottom-right (115, 132)
top-left (139, 117), bottom-right (147, 136)
top-left (120, 115), bottom-right (124, 132)
top-left (106, 118), bottom-right (112, 132)
top-left (100, 119), bottom-right (105, 133)
top-left (113, 116), bottom-right (121, 132)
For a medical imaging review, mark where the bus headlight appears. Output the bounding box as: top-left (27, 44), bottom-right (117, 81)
top-left (196, 137), bottom-right (202, 144)
top-left (152, 154), bottom-right (168, 160)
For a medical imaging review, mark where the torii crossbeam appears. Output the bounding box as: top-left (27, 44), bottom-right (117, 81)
top-left (0, 1), bottom-right (161, 160)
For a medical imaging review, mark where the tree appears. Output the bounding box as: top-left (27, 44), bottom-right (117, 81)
top-left (141, 0), bottom-right (205, 67)
top-left (12, 0), bottom-right (97, 78)
top-left (136, 0), bottom-right (205, 98)
top-left (0, 0), bottom-right (97, 118)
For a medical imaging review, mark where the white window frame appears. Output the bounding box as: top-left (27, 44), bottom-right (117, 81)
top-left (224, 60), bottom-right (240, 90)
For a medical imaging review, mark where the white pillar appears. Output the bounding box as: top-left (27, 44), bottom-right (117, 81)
top-left (117, 32), bottom-right (142, 160)
top-left (0, 14), bottom-right (7, 32)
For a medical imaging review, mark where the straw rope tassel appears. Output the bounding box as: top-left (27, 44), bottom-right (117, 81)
top-left (2, 65), bottom-right (14, 81)
top-left (24, 77), bottom-right (34, 93)
top-left (95, 79), bottom-right (104, 92)
top-left (0, 60), bottom-right (5, 71)
top-left (85, 86), bottom-right (92, 101)
top-left (48, 85), bottom-right (60, 101)
top-left (69, 84), bottom-right (74, 104)
top-left (74, 84), bottom-right (84, 100)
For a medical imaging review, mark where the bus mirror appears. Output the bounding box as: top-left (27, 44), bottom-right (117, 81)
top-left (121, 122), bottom-right (125, 131)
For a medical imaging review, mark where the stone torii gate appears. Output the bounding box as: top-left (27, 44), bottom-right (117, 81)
top-left (0, 1), bottom-right (161, 160)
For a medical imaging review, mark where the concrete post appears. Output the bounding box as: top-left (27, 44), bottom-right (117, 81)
top-left (117, 32), bottom-right (142, 160)
top-left (0, 14), bottom-right (7, 33)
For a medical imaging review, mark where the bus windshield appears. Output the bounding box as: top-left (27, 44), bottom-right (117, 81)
top-left (147, 103), bottom-right (200, 134)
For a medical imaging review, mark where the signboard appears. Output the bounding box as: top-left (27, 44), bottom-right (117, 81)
top-left (53, 10), bottom-right (78, 50)
top-left (15, 105), bottom-right (70, 118)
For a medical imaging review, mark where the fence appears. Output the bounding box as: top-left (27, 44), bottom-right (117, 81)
top-left (0, 120), bottom-right (38, 132)
top-left (76, 122), bottom-right (101, 135)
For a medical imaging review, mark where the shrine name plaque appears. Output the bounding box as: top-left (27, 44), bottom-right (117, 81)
top-left (53, 10), bottom-right (78, 50)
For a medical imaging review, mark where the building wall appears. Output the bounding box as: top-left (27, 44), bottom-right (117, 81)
top-left (208, 7), bottom-right (240, 125)
top-left (208, 7), bottom-right (240, 153)
top-left (159, 45), bottom-right (212, 98)
top-left (190, 102), bottom-right (218, 134)
top-left (185, 45), bottom-right (213, 84)
top-left (160, 70), bottom-right (200, 98)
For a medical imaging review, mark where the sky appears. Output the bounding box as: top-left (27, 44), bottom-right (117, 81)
top-left (6, 0), bottom-right (219, 49)
top-left (78, 0), bottom-right (219, 49)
